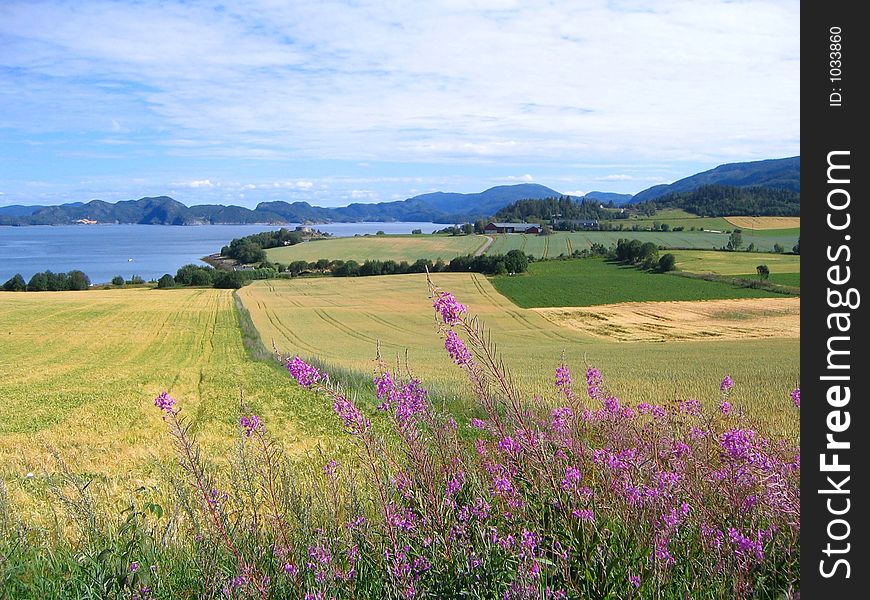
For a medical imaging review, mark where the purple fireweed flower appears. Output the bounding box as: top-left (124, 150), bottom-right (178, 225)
top-left (586, 367), bottom-right (603, 400)
top-left (446, 470), bottom-right (465, 496)
top-left (470, 417), bottom-right (487, 429)
top-left (551, 406), bottom-right (573, 433)
top-left (560, 466), bottom-right (582, 491)
top-left (445, 330), bottom-right (473, 366)
top-left (433, 292), bottom-right (466, 325)
top-left (129, 562), bottom-right (140, 573)
top-left (678, 398), bottom-right (701, 416)
top-left (207, 488), bottom-right (227, 506)
top-left (603, 395), bottom-right (620, 414)
top-left (719, 400), bottom-right (732, 415)
top-left (394, 379), bottom-right (429, 424)
top-left (283, 563), bottom-right (298, 577)
top-left (333, 394), bottom-right (370, 435)
top-left (153, 391), bottom-right (177, 414)
top-left (239, 414), bottom-right (262, 437)
top-left (497, 436), bottom-right (521, 455)
top-left (492, 474), bottom-right (514, 495)
top-left (720, 375), bottom-right (734, 392)
top-left (374, 372), bottom-right (395, 402)
top-left (572, 509), bottom-right (595, 522)
top-left (791, 387), bottom-right (801, 408)
top-left (629, 575), bottom-right (641, 588)
top-left (287, 356), bottom-right (323, 387)
top-left (555, 364), bottom-right (574, 399)
top-left (324, 459), bottom-right (338, 477)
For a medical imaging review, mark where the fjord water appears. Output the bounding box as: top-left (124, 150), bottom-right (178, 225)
top-left (0, 222), bottom-right (441, 284)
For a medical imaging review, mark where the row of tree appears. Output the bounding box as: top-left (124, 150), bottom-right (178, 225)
top-left (3, 270), bottom-right (91, 292)
top-left (330, 250), bottom-right (530, 278)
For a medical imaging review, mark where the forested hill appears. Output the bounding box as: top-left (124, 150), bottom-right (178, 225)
top-left (633, 185), bottom-right (800, 217)
top-left (630, 156), bottom-right (800, 203)
top-left (494, 197), bottom-right (615, 222)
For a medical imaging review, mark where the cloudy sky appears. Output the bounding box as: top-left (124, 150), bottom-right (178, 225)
top-left (0, 0), bottom-right (799, 208)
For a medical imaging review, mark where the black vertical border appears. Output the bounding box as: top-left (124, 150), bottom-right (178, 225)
top-left (802, 2), bottom-right (867, 596)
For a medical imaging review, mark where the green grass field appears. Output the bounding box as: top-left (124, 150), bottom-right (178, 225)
top-left (489, 258), bottom-right (782, 308)
top-left (669, 249), bottom-right (800, 276)
top-left (600, 210), bottom-right (735, 232)
top-left (735, 272), bottom-right (801, 286)
top-left (238, 274), bottom-right (799, 438)
top-left (487, 230), bottom-right (798, 258)
top-left (266, 233), bottom-right (486, 263)
top-left (0, 289), bottom-right (341, 481)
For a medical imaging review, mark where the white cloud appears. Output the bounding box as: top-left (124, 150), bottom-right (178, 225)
top-left (186, 179), bottom-right (215, 188)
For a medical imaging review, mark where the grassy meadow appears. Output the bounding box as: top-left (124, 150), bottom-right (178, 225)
top-left (238, 274), bottom-right (799, 438)
top-left (489, 258), bottom-right (783, 308)
top-left (668, 249), bottom-right (801, 276)
top-left (266, 233), bottom-right (486, 263)
top-left (0, 288), bottom-right (342, 484)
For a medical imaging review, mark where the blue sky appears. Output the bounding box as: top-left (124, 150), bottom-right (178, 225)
top-left (0, 0), bottom-right (799, 209)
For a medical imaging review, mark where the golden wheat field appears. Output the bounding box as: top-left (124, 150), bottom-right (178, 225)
top-left (0, 288), bottom-right (342, 484)
top-left (238, 274), bottom-right (800, 438)
top-left (533, 297), bottom-right (800, 342)
top-left (266, 234), bottom-right (487, 264)
top-left (723, 216), bottom-right (801, 230)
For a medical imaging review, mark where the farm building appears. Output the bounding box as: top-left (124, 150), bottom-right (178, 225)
top-left (484, 222), bottom-right (542, 234)
top-left (554, 219), bottom-right (599, 230)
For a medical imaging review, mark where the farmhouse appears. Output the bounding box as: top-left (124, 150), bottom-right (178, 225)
top-left (484, 222), bottom-right (542, 234)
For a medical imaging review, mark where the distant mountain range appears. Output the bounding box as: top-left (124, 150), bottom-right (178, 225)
top-left (0, 157), bottom-right (800, 225)
top-left (0, 184), bottom-right (567, 226)
top-left (629, 156), bottom-right (800, 204)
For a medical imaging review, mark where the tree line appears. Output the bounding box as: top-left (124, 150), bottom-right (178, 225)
top-left (494, 196), bottom-right (619, 223)
top-left (219, 228), bottom-right (312, 264)
top-left (3, 270), bottom-right (91, 292)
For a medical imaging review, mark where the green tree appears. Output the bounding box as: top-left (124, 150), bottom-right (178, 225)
top-left (111, 275), bottom-right (125, 286)
top-left (772, 243), bottom-right (784, 253)
top-left (213, 271), bottom-right (246, 289)
top-left (473, 219), bottom-right (487, 234)
top-left (3, 274), bottom-right (26, 291)
top-left (289, 261), bottom-right (309, 276)
top-left (157, 274), bottom-right (176, 288)
top-left (27, 272), bottom-right (49, 291)
top-left (461, 223), bottom-right (474, 235)
top-left (658, 253), bottom-right (677, 273)
top-left (67, 270), bottom-right (90, 290)
top-left (792, 238), bottom-right (800, 254)
top-left (727, 230), bottom-right (743, 251)
top-left (756, 265), bottom-right (770, 280)
top-left (129, 275), bottom-right (145, 285)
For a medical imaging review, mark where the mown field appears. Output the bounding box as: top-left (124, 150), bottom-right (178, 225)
top-left (266, 233), bottom-right (486, 263)
top-left (669, 249), bottom-right (801, 275)
top-left (485, 230), bottom-right (797, 257)
top-left (238, 274), bottom-right (799, 438)
top-left (489, 258), bottom-right (783, 308)
top-left (724, 216), bottom-right (801, 230)
top-left (0, 289), bottom-right (341, 483)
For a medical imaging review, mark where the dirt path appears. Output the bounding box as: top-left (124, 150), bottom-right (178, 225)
top-left (532, 297), bottom-right (800, 342)
top-left (474, 235), bottom-right (494, 256)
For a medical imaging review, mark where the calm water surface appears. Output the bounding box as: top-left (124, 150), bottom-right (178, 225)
top-left (0, 222), bottom-right (441, 284)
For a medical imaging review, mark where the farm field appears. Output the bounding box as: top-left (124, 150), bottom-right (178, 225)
top-left (724, 216), bottom-right (801, 230)
top-left (533, 297), bottom-right (800, 342)
top-left (669, 249), bottom-right (800, 276)
top-left (266, 233), bottom-right (485, 263)
top-left (600, 210), bottom-right (734, 232)
top-left (0, 289), bottom-right (341, 482)
top-left (489, 258), bottom-right (782, 309)
top-left (238, 274), bottom-right (799, 438)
